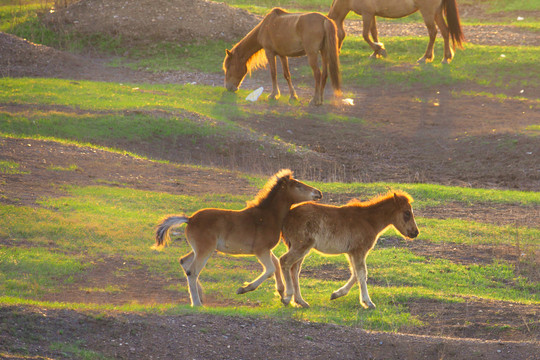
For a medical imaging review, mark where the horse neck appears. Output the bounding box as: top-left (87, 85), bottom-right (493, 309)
top-left (327, 0), bottom-right (349, 25)
top-left (261, 191), bottom-right (296, 225)
top-left (360, 198), bottom-right (397, 234)
top-left (234, 25), bottom-right (263, 63)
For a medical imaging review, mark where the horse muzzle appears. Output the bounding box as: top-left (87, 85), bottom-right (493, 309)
top-left (313, 190), bottom-right (323, 200)
top-left (225, 83), bottom-right (239, 92)
top-left (408, 229), bottom-right (419, 239)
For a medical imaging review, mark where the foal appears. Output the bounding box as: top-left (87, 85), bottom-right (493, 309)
top-left (154, 169), bottom-right (322, 307)
top-left (280, 191), bottom-right (419, 308)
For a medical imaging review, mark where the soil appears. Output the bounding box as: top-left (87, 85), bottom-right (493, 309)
top-left (0, 0), bottom-right (539, 359)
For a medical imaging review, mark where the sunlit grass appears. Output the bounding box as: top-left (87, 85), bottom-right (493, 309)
top-left (1, 183), bottom-right (537, 332)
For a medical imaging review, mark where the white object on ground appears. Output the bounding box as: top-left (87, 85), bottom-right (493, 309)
top-left (342, 98), bottom-right (354, 106)
top-left (246, 87), bottom-right (264, 102)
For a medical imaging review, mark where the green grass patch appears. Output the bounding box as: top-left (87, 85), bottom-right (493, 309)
top-left (1, 183), bottom-right (537, 332)
top-left (0, 160), bottom-right (28, 174)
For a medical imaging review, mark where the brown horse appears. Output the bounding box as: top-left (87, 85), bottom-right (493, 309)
top-left (223, 7), bottom-right (342, 106)
top-left (328, 0), bottom-right (464, 63)
top-left (154, 169), bottom-right (322, 307)
top-left (280, 191), bottom-right (419, 308)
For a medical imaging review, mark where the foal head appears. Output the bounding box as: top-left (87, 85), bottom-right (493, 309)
top-left (249, 169), bottom-right (322, 208)
top-left (391, 192), bottom-right (419, 239)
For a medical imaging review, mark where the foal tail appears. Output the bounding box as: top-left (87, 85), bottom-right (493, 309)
top-left (323, 18), bottom-right (342, 97)
top-left (443, 0), bottom-right (464, 49)
top-left (154, 215), bottom-right (189, 249)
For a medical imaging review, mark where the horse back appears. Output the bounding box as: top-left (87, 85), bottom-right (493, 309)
top-left (258, 8), bottom-right (329, 56)
top-left (188, 206), bottom-right (281, 255)
top-left (284, 202), bottom-right (376, 254)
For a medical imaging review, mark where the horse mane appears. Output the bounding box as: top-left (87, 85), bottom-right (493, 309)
top-left (347, 190), bottom-right (413, 207)
top-left (223, 14), bottom-right (269, 75)
top-left (248, 169), bottom-right (293, 208)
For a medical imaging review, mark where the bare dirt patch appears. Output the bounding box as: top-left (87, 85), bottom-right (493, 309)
top-left (41, 0), bottom-right (259, 45)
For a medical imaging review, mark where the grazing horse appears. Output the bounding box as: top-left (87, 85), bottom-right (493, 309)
top-left (223, 7), bottom-right (342, 105)
top-left (328, 0), bottom-right (464, 63)
top-left (154, 169), bottom-right (322, 307)
top-left (280, 191), bottom-right (419, 308)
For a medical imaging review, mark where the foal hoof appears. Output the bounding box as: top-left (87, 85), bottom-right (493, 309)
top-left (281, 297), bottom-right (292, 306)
top-left (294, 300), bottom-right (310, 309)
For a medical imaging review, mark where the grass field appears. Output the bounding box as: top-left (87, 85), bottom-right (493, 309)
top-left (0, 0), bottom-right (539, 358)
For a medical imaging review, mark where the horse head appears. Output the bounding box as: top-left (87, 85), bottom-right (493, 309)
top-left (223, 49), bottom-right (248, 92)
top-left (392, 192), bottom-right (419, 239)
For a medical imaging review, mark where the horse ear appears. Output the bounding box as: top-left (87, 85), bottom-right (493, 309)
top-left (393, 193), bottom-right (402, 205)
top-left (226, 49), bottom-right (232, 56)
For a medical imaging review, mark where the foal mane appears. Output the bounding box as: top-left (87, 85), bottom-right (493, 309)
top-left (248, 169), bottom-right (293, 208)
top-left (347, 191), bottom-right (413, 207)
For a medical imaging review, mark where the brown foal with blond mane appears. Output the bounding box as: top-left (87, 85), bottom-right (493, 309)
top-left (223, 7), bottom-right (341, 105)
top-left (154, 169), bottom-right (322, 307)
top-left (280, 191), bottom-right (419, 309)
top-left (328, 0), bottom-right (464, 63)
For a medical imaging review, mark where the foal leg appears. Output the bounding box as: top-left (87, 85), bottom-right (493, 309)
top-left (180, 252), bottom-right (202, 301)
top-left (290, 258), bottom-right (310, 308)
top-left (265, 50), bottom-right (280, 100)
top-left (184, 249), bottom-right (214, 307)
top-left (279, 56), bottom-right (299, 102)
top-left (236, 250), bottom-right (276, 295)
top-left (280, 246), bottom-right (311, 306)
top-left (330, 254), bottom-right (357, 300)
top-left (350, 253), bottom-right (375, 309)
top-left (417, 11), bottom-right (438, 64)
top-left (271, 251), bottom-right (285, 297)
top-left (434, 8), bottom-right (453, 63)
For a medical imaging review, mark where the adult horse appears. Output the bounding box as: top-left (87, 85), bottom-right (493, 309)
top-left (328, 0), bottom-right (464, 63)
top-left (223, 7), bottom-right (342, 105)
top-left (154, 169), bottom-right (322, 307)
top-left (280, 191), bottom-right (419, 308)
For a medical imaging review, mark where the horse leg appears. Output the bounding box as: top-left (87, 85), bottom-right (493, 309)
top-left (290, 258), bottom-right (310, 308)
top-left (265, 50), bottom-right (280, 100)
top-left (271, 251), bottom-right (285, 297)
top-left (417, 11), bottom-right (438, 64)
top-left (180, 251), bottom-right (202, 301)
top-left (236, 250), bottom-right (276, 294)
top-left (350, 252), bottom-right (375, 309)
top-left (306, 52), bottom-right (323, 106)
top-left (370, 17), bottom-right (387, 58)
top-left (319, 49), bottom-right (328, 105)
top-left (280, 246), bottom-right (311, 306)
top-left (362, 14), bottom-right (385, 59)
top-left (434, 8), bottom-right (453, 63)
top-left (279, 56), bottom-right (299, 102)
top-left (184, 249), bottom-right (213, 307)
top-left (330, 254), bottom-right (357, 300)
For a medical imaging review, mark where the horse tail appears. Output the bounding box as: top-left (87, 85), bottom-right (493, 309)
top-left (443, 0), bottom-right (464, 49)
top-left (154, 215), bottom-right (189, 249)
top-left (324, 18), bottom-right (342, 97)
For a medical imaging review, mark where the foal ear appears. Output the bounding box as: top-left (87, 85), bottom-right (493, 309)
top-left (393, 192), bottom-right (403, 205)
top-left (226, 49), bottom-right (232, 56)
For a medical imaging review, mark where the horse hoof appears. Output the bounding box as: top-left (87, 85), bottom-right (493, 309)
top-left (295, 301), bottom-right (310, 309)
top-left (380, 49), bottom-right (388, 58)
top-left (289, 96), bottom-right (299, 104)
top-left (330, 293), bottom-right (339, 300)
